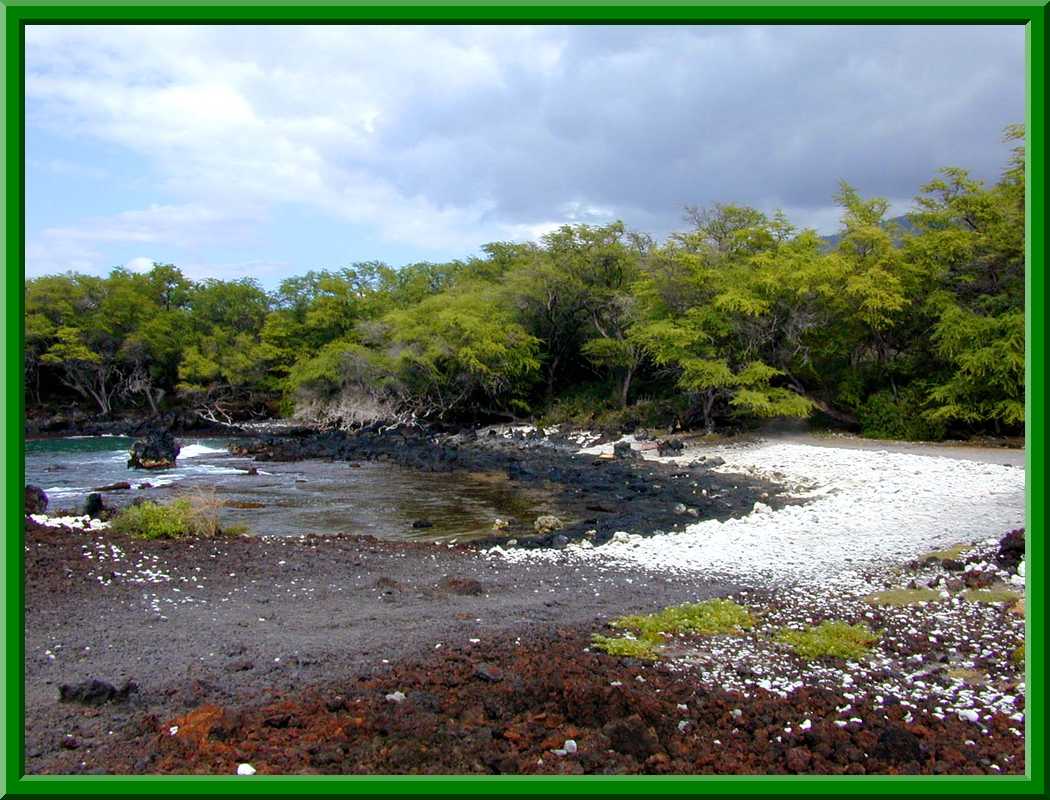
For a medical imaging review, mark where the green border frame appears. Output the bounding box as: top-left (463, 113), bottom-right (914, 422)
top-left (2, 2), bottom-right (1045, 796)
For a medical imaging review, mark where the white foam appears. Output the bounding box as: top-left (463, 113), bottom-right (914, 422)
top-left (179, 443), bottom-right (229, 459)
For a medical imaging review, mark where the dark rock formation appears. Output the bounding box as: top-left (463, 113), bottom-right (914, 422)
top-left (25, 485), bottom-right (48, 515)
top-left (128, 430), bottom-right (180, 470)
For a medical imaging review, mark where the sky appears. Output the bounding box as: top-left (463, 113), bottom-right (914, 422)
top-left (24, 24), bottom-right (1025, 286)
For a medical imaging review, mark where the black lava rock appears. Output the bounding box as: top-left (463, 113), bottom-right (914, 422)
top-left (128, 430), bottom-right (180, 470)
top-left (25, 485), bottom-right (48, 515)
top-left (59, 678), bottom-right (137, 706)
top-left (996, 528), bottom-right (1025, 570)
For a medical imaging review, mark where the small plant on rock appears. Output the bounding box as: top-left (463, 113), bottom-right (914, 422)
top-left (776, 621), bottom-right (879, 660)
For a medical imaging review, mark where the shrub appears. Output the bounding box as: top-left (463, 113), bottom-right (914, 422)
top-left (111, 495), bottom-right (244, 540)
top-left (776, 621), bottom-right (879, 660)
top-left (857, 386), bottom-right (947, 441)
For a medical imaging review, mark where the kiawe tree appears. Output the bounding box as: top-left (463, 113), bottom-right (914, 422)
top-left (632, 205), bottom-right (814, 433)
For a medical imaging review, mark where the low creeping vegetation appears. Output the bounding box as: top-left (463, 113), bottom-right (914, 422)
top-left (962, 587), bottom-right (1022, 604)
top-left (111, 497), bottom-right (247, 540)
top-left (591, 598), bottom-right (753, 660)
top-left (865, 588), bottom-right (944, 607)
top-left (589, 634), bottom-right (660, 661)
top-left (1012, 643), bottom-right (1025, 665)
top-left (776, 621), bottom-right (879, 661)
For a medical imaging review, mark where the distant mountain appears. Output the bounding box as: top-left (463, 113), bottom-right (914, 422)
top-left (821, 214), bottom-right (919, 251)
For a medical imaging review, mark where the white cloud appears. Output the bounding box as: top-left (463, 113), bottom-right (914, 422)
top-left (24, 24), bottom-right (1024, 275)
top-left (124, 256), bottom-right (156, 273)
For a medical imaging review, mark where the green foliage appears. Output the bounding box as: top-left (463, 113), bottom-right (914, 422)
top-left (612, 599), bottom-right (754, 639)
top-left (924, 305), bottom-right (1024, 427)
top-left (776, 621), bottom-right (879, 660)
top-left (24, 126), bottom-right (1024, 440)
top-left (857, 386), bottom-right (947, 441)
top-left (1012, 644), bottom-right (1025, 665)
top-left (590, 634), bottom-right (660, 660)
top-left (592, 599), bottom-right (754, 661)
top-left (110, 498), bottom-right (243, 540)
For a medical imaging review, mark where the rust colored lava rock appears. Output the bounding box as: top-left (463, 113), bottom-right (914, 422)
top-left (875, 726), bottom-right (923, 764)
top-left (439, 576), bottom-right (484, 596)
top-left (602, 714), bottom-right (662, 760)
top-left (473, 663), bottom-right (504, 682)
top-left (785, 746), bottom-right (812, 773)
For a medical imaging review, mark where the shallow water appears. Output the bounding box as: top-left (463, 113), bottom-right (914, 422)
top-left (24, 436), bottom-right (561, 541)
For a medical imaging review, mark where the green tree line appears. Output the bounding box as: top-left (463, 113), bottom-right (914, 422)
top-left (24, 127), bottom-right (1025, 439)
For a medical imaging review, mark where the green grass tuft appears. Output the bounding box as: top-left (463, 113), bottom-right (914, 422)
top-left (776, 621), bottom-right (879, 661)
top-left (1012, 643), bottom-right (1025, 665)
top-left (111, 497), bottom-right (244, 540)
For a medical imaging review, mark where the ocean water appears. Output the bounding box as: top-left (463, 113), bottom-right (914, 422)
top-left (24, 436), bottom-right (558, 541)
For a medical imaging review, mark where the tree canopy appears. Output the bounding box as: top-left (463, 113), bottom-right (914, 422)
top-left (25, 126), bottom-right (1025, 440)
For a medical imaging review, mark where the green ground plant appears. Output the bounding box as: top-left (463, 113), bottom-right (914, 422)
top-left (1012, 643), bottom-right (1025, 665)
top-left (111, 495), bottom-right (246, 540)
top-left (776, 621), bottom-right (879, 660)
top-left (591, 598), bottom-right (754, 659)
top-left (865, 588), bottom-right (944, 606)
top-left (589, 634), bottom-right (660, 660)
top-left (961, 587), bottom-right (1022, 604)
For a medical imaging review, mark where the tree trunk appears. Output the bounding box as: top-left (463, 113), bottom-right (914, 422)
top-left (619, 365), bottom-right (634, 409)
top-left (545, 354), bottom-right (561, 401)
top-left (702, 391), bottom-right (717, 434)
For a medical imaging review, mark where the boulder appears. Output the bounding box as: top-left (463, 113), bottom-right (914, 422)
top-left (612, 441), bottom-right (638, 460)
top-left (656, 439), bottom-right (685, 457)
top-left (996, 528), bottom-right (1025, 570)
top-left (25, 485), bottom-right (48, 515)
top-left (91, 481), bottom-right (131, 492)
top-left (128, 430), bottom-right (180, 470)
top-left (534, 515), bottom-right (564, 534)
top-left (59, 678), bottom-right (137, 706)
top-left (83, 493), bottom-right (106, 518)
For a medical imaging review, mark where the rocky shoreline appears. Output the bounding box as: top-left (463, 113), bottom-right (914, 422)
top-left (22, 427), bottom-right (1027, 775)
top-left (24, 516), bottom-right (1025, 775)
top-left (226, 426), bottom-right (791, 548)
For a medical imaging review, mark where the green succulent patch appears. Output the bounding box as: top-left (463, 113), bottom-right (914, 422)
top-left (589, 634), bottom-right (660, 660)
top-left (776, 621), bottom-right (879, 661)
top-left (591, 598), bottom-right (754, 660)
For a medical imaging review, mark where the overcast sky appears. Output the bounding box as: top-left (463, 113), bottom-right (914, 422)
top-left (25, 24), bottom-right (1025, 285)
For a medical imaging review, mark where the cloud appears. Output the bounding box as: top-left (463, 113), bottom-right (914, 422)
top-left (25, 23), bottom-right (1025, 279)
top-left (124, 256), bottom-right (156, 273)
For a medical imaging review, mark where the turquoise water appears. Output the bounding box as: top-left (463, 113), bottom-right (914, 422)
top-left (24, 436), bottom-right (558, 541)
